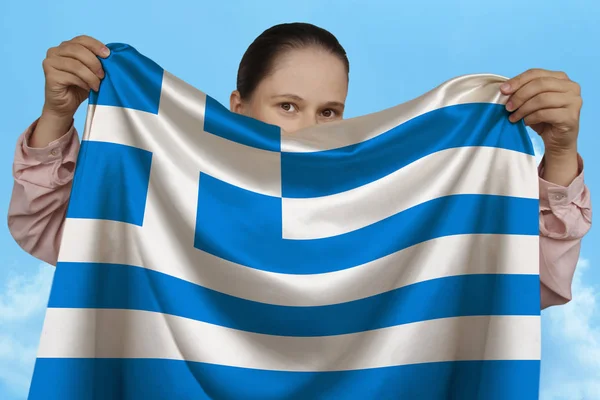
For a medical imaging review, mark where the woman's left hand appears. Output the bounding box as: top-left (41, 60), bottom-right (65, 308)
top-left (500, 68), bottom-right (582, 158)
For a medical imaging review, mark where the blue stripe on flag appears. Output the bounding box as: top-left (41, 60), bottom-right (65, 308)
top-left (88, 43), bottom-right (164, 114)
top-left (28, 358), bottom-right (540, 400)
top-left (194, 173), bottom-right (539, 274)
top-left (282, 103), bottom-right (534, 198)
top-left (66, 141), bottom-right (152, 226)
top-left (204, 95), bottom-right (281, 151)
top-left (48, 263), bottom-right (540, 336)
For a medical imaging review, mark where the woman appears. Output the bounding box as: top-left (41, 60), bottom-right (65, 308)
top-left (7, 23), bottom-right (592, 309)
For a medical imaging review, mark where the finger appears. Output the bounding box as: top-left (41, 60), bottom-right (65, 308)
top-left (508, 92), bottom-right (572, 122)
top-left (500, 69), bottom-right (570, 95)
top-left (48, 56), bottom-right (101, 91)
top-left (55, 42), bottom-right (105, 79)
top-left (506, 77), bottom-right (579, 112)
top-left (50, 70), bottom-right (92, 92)
top-left (68, 35), bottom-right (110, 58)
top-left (522, 108), bottom-right (571, 127)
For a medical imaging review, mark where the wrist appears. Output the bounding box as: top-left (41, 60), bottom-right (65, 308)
top-left (541, 147), bottom-right (579, 187)
top-left (39, 107), bottom-right (74, 129)
top-left (544, 145), bottom-right (578, 162)
top-left (30, 108), bottom-right (74, 149)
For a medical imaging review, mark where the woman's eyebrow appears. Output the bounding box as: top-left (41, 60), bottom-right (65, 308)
top-left (323, 101), bottom-right (345, 110)
top-left (271, 94), bottom-right (345, 110)
top-left (271, 94), bottom-right (304, 102)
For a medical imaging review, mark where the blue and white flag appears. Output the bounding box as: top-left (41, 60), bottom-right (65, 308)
top-left (28, 43), bottom-right (541, 399)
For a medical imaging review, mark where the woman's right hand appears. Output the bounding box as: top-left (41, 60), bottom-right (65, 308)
top-left (42, 35), bottom-right (110, 119)
top-left (30, 35), bottom-right (110, 148)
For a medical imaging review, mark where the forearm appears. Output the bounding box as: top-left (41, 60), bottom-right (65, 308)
top-left (29, 109), bottom-right (74, 148)
top-left (541, 148), bottom-right (579, 187)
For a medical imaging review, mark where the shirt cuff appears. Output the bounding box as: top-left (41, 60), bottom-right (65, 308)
top-left (21, 117), bottom-right (76, 163)
top-left (538, 153), bottom-right (585, 210)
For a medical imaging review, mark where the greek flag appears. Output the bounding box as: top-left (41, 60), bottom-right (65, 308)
top-left (28, 43), bottom-right (541, 399)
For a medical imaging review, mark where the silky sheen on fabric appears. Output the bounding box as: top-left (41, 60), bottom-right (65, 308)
top-left (27, 43), bottom-right (542, 399)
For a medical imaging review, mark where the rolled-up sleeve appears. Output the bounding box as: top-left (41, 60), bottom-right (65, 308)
top-left (7, 118), bottom-right (80, 266)
top-left (538, 154), bottom-right (592, 309)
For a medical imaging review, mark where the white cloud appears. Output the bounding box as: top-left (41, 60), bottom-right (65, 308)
top-left (541, 258), bottom-right (600, 400)
top-left (0, 335), bottom-right (39, 395)
top-left (0, 264), bottom-right (54, 398)
top-left (0, 264), bottom-right (54, 320)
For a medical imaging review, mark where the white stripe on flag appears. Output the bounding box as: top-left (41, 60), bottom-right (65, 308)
top-left (58, 220), bottom-right (538, 307)
top-left (283, 146), bottom-right (537, 239)
top-left (37, 308), bottom-right (540, 371)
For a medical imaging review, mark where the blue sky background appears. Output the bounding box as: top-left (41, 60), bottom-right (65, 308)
top-left (0, 0), bottom-right (598, 398)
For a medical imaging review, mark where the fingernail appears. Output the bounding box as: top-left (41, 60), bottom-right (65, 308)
top-left (101, 47), bottom-right (110, 57)
top-left (500, 83), bottom-right (511, 92)
top-left (506, 101), bottom-right (513, 111)
top-left (97, 68), bottom-right (104, 78)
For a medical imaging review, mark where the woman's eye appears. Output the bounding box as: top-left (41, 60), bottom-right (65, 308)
top-left (321, 109), bottom-right (336, 118)
top-left (280, 103), bottom-right (296, 112)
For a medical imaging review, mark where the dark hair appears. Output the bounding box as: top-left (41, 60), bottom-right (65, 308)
top-left (236, 22), bottom-right (350, 100)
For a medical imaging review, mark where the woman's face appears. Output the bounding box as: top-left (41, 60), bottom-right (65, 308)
top-left (230, 47), bottom-right (349, 134)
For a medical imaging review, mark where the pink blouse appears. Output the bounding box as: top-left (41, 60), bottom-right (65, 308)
top-left (7, 118), bottom-right (593, 309)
